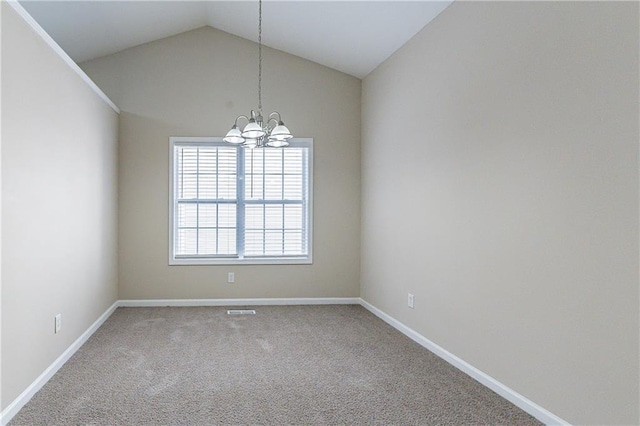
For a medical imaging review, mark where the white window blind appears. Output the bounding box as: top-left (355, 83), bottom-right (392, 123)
top-left (170, 137), bottom-right (313, 265)
top-left (174, 145), bottom-right (238, 257)
top-left (244, 148), bottom-right (308, 257)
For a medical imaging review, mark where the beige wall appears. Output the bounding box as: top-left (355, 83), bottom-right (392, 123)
top-left (1, 3), bottom-right (119, 410)
top-left (81, 27), bottom-right (361, 300)
top-left (361, 2), bottom-right (638, 425)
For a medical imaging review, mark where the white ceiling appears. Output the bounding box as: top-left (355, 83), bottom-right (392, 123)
top-left (19, 1), bottom-right (452, 79)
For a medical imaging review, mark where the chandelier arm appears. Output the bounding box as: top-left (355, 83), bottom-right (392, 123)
top-left (267, 117), bottom-right (279, 129)
top-left (268, 111), bottom-right (282, 122)
top-left (234, 115), bottom-right (250, 127)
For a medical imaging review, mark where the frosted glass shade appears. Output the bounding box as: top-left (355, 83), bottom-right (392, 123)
top-left (243, 138), bottom-right (258, 148)
top-left (223, 125), bottom-right (245, 144)
top-left (242, 119), bottom-right (266, 139)
top-left (266, 139), bottom-right (289, 148)
top-left (269, 123), bottom-right (293, 141)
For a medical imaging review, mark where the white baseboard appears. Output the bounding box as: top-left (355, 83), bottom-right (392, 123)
top-left (358, 298), bottom-right (569, 426)
top-left (0, 301), bottom-right (119, 426)
top-left (118, 297), bottom-right (360, 307)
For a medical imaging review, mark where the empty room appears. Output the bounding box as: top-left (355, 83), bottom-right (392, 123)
top-left (1, 0), bottom-right (638, 425)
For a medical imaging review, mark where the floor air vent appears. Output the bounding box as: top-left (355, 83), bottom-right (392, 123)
top-left (227, 309), bottom-right (256, 315)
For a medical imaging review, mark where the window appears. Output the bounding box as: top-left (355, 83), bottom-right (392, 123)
top-left (169, 137), bottom-right (313, 265)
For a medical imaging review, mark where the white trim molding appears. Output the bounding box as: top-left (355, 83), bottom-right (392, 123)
top-left (0, 302), bottom-right (119, 426)
top-left (5, 0), bottom-right (120, 114)
top-left (118, 297), bottom-right (360, 307)
top-left (358, 298), bottom-right (569, 426)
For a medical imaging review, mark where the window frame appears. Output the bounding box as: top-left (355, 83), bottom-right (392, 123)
top-left (168, 136), bottom-right (313, 266)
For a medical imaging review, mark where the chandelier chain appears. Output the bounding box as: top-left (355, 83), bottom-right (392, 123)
top-left (258, 0), bottom-right (262, 112)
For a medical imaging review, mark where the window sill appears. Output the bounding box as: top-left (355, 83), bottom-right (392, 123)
top-left (169, 257), bottom-right (313, 266)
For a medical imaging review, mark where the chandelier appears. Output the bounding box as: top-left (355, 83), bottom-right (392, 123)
top-left (223, 0), bottom-right (293, 148)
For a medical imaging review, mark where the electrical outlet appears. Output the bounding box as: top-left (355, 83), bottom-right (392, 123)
top-left (228, 272), bottom-right (235, 283)
top-left (54, 314), bottom-right (62, 333)
top-left (408, 293), bottom-right (414, 309)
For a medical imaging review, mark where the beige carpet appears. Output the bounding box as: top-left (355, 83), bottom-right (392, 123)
top-left (10, 305), bottom-right (540, 425)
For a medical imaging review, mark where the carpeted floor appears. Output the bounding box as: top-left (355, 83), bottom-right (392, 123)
top-left (10, 305), bottom-right (541, 425)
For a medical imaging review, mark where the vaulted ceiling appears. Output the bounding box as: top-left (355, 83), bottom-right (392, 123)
top-left (19, 1), bottom-right (453, 78)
